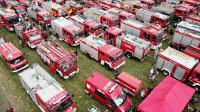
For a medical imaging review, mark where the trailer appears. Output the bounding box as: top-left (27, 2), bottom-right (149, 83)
top-left (51, 17), bottom-right (84, 46)
top-left (171, 21), bottom-right (200, 49)
top-left (27, 6), bottom-right (52, 26)
top-left (83, 8), bottom-right (119, 28)
top-left (41, 1), bottom-right (66, 17)
top-left (120, 19), bottom-right (167, 49)
top-left (135, 9), bottom-right (170, 29)
top-left (69, 15), bottom-right (102, 36)
top-left (19, 64), bottom-right (76, 112)
top-left (80, 36), bottom-right (125, 70)
top-left (156, 47), bottom-right (200, 91)
top-left (115, 33), bottom-right (151, 60)
top-left (0, 8), bottom-right (19, 31)
top-left (115, 72), bottom-right (142, 96)
top-left (0, 42), bottom-right (29, 72)
top-left (36, 41), bottom-right (79, 79)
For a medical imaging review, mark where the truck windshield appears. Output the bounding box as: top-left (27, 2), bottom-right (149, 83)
top-left (113, 52), bottom-right (124, 61)
top-left (9, 56), bottom-right (24, 64)
top-left (73, 32), bottom-right (83, 38)
top-left (110, 19), bottom-right (118, 25)
top-left (16, 8), bottom-right (26, 13)
top-left (59, 9), bottom-right (66, 16)
top-left (43, 15), bottom-right (51, 20)
top-left (28, 32), bottom-right (42, 41)
top-left (113, 91), bottom-right (127, 107)
top-left (7, 17), bottom-right (19, 24)
top-left (60, 60), bottom-right (76, 71)
top-left (52, 98), bottom-right (73, 112)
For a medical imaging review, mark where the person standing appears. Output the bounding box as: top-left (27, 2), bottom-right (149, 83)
top-left (149, 65), bottom-right (158, 83)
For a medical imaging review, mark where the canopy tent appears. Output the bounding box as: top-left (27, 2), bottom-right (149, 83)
top-left (138, 76), bottom-right (195, 112)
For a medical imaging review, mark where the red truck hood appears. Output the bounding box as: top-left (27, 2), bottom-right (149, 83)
top-left (10, 59), bottom-right (27, 69)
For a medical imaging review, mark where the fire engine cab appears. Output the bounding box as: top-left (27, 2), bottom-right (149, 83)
top-left (156, 47), bottom-right (200, 91)
top-left (14, 22), bottom-right (44, 48)
top-left (41, 1), bottom-right (66, 17)
top-left (85, 72), bottom-right (133, 111)
top-left (171, 21), bottom-right (200, 49)
top-left (19, 64), bottom-right (77, 112)
top-left (36, 41), bottom-right (79, 79)
top-left (84, 8), bottom-right (119, 29)
top-left (135, 9), bottom-right (170, 29)
top-left (69, 15), bottom-right (103, 36)
top-left (51, 17), bottom-right (84, 46)
top-left (0, 8), bottom-right (19, 31)
top-left (0, 41), bottom-right (28, 72)
top-left (120, 19), bottom-right (167, 49)
top-left (80, 36), bottom-right (125, 70)
top-left (27, 6), bottom-right (52, 26)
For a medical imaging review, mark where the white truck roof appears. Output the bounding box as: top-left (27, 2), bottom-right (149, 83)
top-left (71, 15), bottom-right (86, 23)
top-left (43, 2), bottom-right (63, 9)
top-left (19, 64), bottom-right (63, 103)
top-left (52, 17), bottom-right (73, 28)
top-left (177, 21), bottom-right (200, 33)
top-left (121, 19), bottom-right (146, 28)
top-left (136, 9), bottom-right (169, 20)
top-left (160, 47), bottom-right (199, 69)
top-left (122, 34), bottom-right (151, 49)
top-left (84, 8), bottom-right (107, 16)
top-left (176, 27), bottom-right (200, 40)
top-left (81, 36), bottom-right (106, 49)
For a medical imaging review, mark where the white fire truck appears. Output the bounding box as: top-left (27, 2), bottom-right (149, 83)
top-left (36, 41), bottom-right (79, 79)
top-left (120, 19), bottom-right (167, 49)
top-left (14, 22), bottom-right (44, 48)
top-left (27, 6), bottom-right (52, 26)
top-left (115, 34), bottom-right (152, 61)
top-left (69, 15), bottom-right (103, 36)
top-left (171, 21), bottom-right (200, 49)
top-left (135, 9), bottom-right (170, 29)
top-left (83, 8), bottom-right (119, 28)
top-left (51, 17), bottom-right (84, 46)
top-left (19, 64), bottom-right (77, 112)
top-left (80, 36), bottom-right (125, 70)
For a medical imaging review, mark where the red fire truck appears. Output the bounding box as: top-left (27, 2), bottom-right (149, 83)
top-left (51, 17), bottom-right (85, 46)
top-left (19, 64), bottom-right (76, 112)
top-left (0, 41), bottom-right (29, 72)
top-left (41, 1), bottom-right (66, 17)
top-left (135, 9), bottom-right (170, 29)
top-left (115, 33), bottom-right (152, 61)
top-left (115, 72), bottom-right (142, 96)
top-left (69, 15), bottom-right (102, 36)
top-left (27, 6), bottom-right (52, 26)
top-left (156, 47), bottom-right (200, 91)
top-left (104, 27), bottom-right (151, 60)
top-left (80, 36), bottom-right (125, 70)
top-left (65, 1), bottom-right (83, 15)
top-left (173, 4), bottom-right (197, 21)
top-left (14, 22), bottom-right (44, 48)
top-left (123, 0), bottom-right (148, 14)
top-left (36, 41), bottom-right (79, 79)
top-left (186, 15), bottom-right (200, 26)
top-left (183, 46), bottom-right (200, 60)
top-left (107, 8), bottom-right (135, 22)
top-left (83, 8), bottom-right (119, 29)
top-left (0, 8), bottom-right (19, 31)
top-left (120, 19), bottom-right (167, 49)
top-left (85, 72), bottom-right (133, 111)
top-left (171, 21), bottom-right (200, 49)
top-left (182, 0), bottom-right (200, 10)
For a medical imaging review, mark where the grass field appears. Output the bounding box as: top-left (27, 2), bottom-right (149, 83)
top-left (0, 25), bottom-right (199, 112)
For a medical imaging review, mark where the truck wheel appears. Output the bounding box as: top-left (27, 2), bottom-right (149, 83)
top-left (126, 52), bottom-right (133, 59)
top-left (194, 86), bottom-right (200, 93)
top-left (162, 70), bottom-right (169, 76)
top-left (87, 53), bottom-right (91, 59)
top-left (104, 63), bottom-right (111, 70)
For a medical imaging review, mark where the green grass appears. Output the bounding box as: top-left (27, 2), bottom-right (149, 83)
top-left (0, 25), bottom-right (199, 112)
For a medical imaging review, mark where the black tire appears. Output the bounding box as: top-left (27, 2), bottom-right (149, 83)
top-left (87, 53), bottom-right (91, 59)
top-left (194, 86), bottom-right (200, 93)
top-left (126, 52), bottom-right (133, 59)
top-left (104, 63), bottom-right (111, 70)
top-left (162, 70), bottom-right (169, 76)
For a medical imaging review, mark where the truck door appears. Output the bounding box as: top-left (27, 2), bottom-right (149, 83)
top-left (49, 62), bottom-right (58, 73)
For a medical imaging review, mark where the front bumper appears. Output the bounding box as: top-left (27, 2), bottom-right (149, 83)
top-left (12, 64), bottom-right (29, 73)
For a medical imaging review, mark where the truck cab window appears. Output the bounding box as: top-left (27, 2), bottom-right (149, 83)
top-left (95, 90), bottom-right (106, 99)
